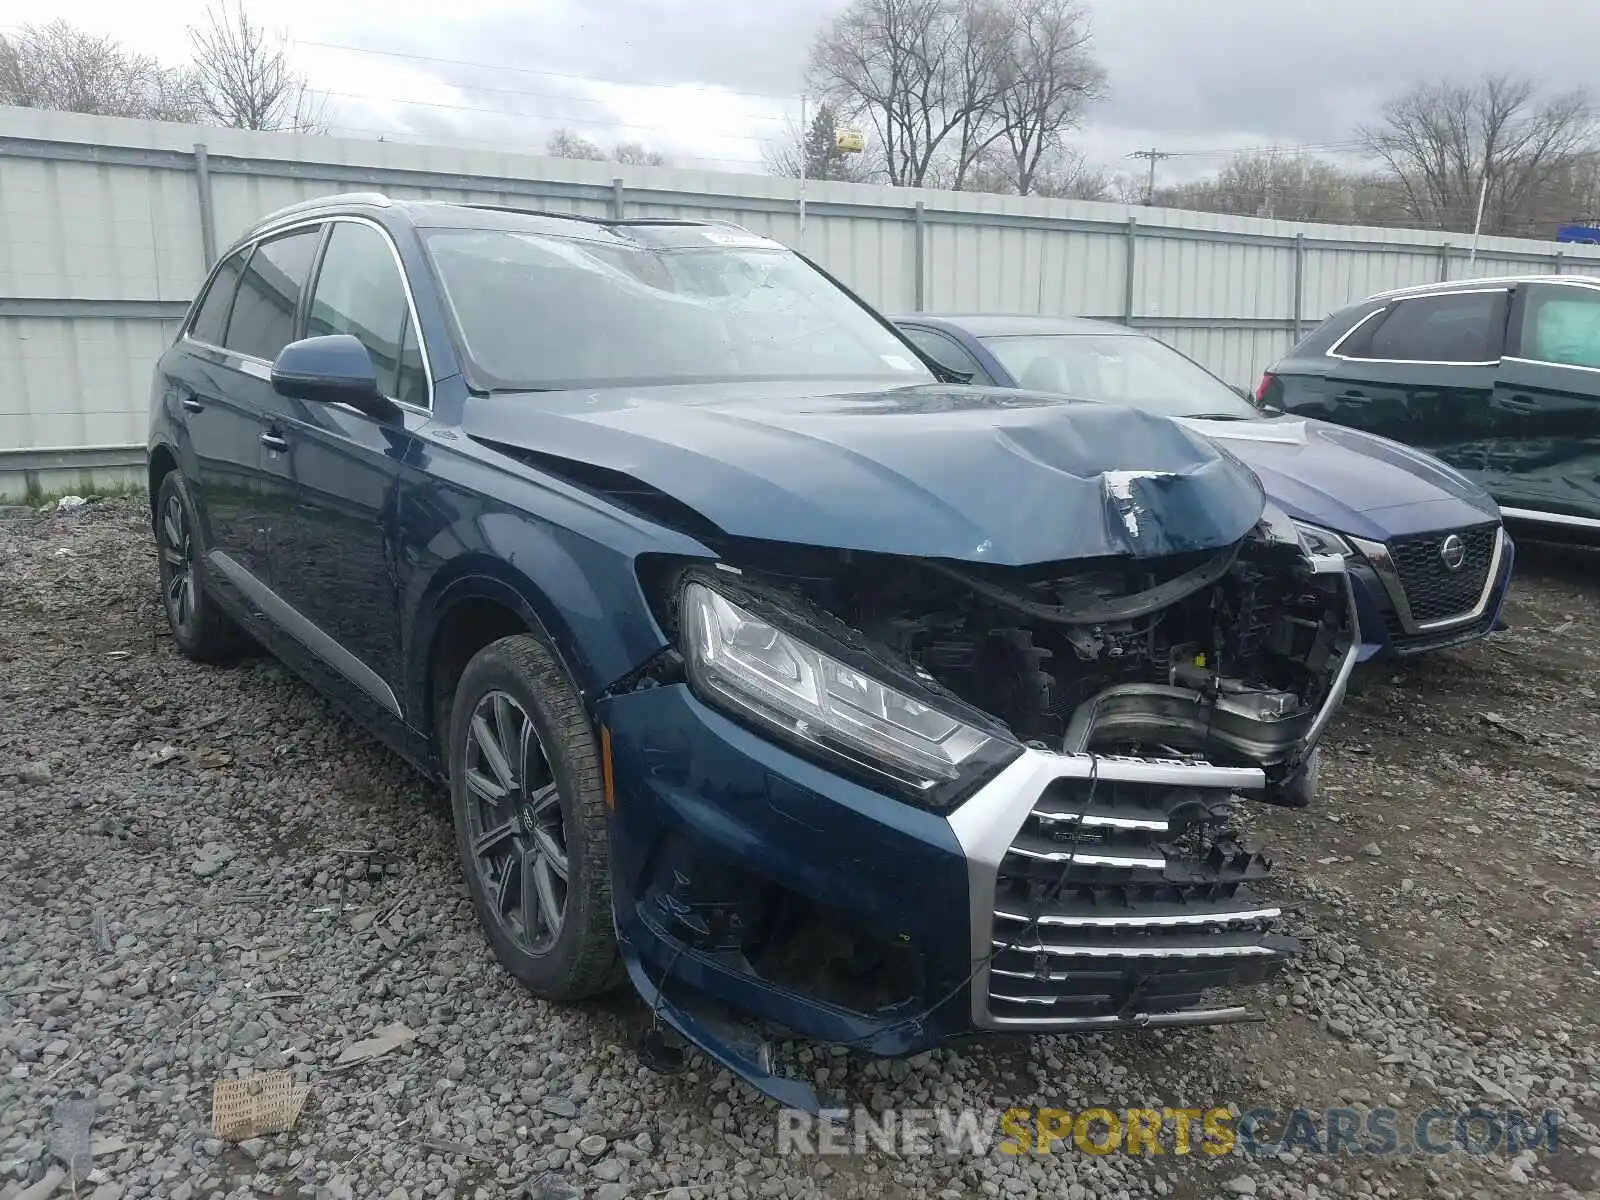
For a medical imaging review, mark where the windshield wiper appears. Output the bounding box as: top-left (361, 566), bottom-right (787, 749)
top-left (1185, 412), bottom-right (1252, 421)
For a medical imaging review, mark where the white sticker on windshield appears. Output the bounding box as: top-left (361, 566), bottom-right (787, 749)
top-left (697, 227), bottom-right (783, 250)
top-left (881, 354), bottom-right (918, 371)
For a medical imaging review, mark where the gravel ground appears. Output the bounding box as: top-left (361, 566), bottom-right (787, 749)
top-left (2, 498), bottom-right (1597, 1200)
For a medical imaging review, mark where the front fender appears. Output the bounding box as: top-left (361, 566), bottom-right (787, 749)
top-left (398, 470), bottom-right (716, 726)
top-left (405, 552), bottom-right (627, 722)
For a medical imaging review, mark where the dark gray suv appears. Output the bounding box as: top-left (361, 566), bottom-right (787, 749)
top-left (1259, 274), bottom-right (1600, 540)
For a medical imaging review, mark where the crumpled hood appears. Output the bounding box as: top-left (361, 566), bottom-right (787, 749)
top-left (1179, 414), bottom-right (1501, 540)
top-left (464, 382), bottom-right (1267, 564)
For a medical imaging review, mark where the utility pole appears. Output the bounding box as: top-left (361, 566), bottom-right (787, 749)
top-left (797, 94), bottom-right (808, 252)
top-left (1127, 148), bottom-right (1176, 205)
top-left (1467, 169), bottom-right (1490, 271)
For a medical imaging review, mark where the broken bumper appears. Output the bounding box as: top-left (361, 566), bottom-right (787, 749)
top-left (596, 681), bottom-right (976, 1061)
top-left (595, 574), bottom-right (1356, 1105)
top-left (947, 750), bottom-right (1292, 1033)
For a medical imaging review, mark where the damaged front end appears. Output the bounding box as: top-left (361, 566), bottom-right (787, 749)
top-left (595, 490), bottom-right (1357, 1108)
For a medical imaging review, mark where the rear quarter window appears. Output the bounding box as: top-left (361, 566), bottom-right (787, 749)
top-left (188, 251), bottom-right (246, 346)
top-left (222, 226), bottom-right (323, 363)
top-left (1338, 291), bottom-right (1505, 363)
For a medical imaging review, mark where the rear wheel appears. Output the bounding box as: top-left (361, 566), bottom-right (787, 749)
top-left (154, 472), bottom-right (244, 663)
top-left (449, 634), bottom-right (621, 1000)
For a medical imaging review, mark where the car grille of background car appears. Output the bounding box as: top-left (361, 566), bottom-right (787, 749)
top-left (1386, 523), bottom-right (1499, 623)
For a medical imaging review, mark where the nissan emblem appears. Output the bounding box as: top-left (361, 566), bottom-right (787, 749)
top-left (1439, 533), bottom-right (1466, 571)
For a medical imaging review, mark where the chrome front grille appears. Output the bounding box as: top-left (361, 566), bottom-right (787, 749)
top-left (1386, 523), bottom-right (1499, 625)
top-left (981, 763), bottom-right (1294, 1027)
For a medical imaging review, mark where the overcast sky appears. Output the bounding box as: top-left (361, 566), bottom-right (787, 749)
top-left (12, 0), bottom-right (1599, 181)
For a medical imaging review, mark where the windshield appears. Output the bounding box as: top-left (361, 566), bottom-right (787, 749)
top-left (981, 333), bottom-right (1257, 419)
top-left (423, 227), bottom-right (936, 392)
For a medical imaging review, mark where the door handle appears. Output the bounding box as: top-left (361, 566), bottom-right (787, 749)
top-left (260, 432), bottom-right (289, 452)
top-left (180, 395), bottom-right (204, 413)
top-left (1493, 395), bottom-right (1540, 414)
top-left (1337, 390), bottom-right (1371, 404)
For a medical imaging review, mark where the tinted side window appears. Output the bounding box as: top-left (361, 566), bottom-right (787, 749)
top-left (189, 250), bottom-right (247, 345)
top-left (223, 228), bottom-right (322, 362)
top-left (1347, 291), bottom-right (1504, 363)
top-left (308, 222), bottom-right (429, 406)
top-left (902, 326), bottom-right (987, 380)
top-left (1521, 287), bottom-right (1600, 369)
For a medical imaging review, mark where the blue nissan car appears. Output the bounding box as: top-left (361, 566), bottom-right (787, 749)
top-left (894, 314), bottom-right (1515, 660)
top-left (148, 195), bottom-right (1361, 1111)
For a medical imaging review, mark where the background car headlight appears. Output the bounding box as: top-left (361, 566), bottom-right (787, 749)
top-left (1291, 519), bottom-right (1354, 559)
top-left (680, 581), bottom-right (1016, 803)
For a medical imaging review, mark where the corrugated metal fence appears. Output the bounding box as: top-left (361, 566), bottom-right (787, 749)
top-left (5, 106), bottom-right (1599, 498)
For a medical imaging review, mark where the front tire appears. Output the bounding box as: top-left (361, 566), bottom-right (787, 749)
top-left (449, 634), bottom-right (620, 1001)
top-left (154, 471), bottom-right (244, 664)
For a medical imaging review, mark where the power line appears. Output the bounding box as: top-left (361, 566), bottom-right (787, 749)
top-left (1166, 138), bottom-right (1373, 160)
top-left (1127, 148), bottom-right (1178, 203)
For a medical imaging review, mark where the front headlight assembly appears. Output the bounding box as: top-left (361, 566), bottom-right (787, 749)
top-left (1291, 519), bottom-right (1354, 559)
top-left (679, 581), bottom-right (1018, 807)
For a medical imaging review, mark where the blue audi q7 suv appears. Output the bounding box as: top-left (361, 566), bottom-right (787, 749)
top-left (148, 194), bottom-right (1360, 1111)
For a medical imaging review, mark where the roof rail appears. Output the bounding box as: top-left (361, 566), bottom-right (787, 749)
top-left (457, 203), bottom-right (610, 224)
top-left (455, 204), bottom-right (750, 235)
top-left (251, 191), bottom-right (392, 231)
top-left (618, 217), bottom-right (755, 233)
top-left (1369, 272), bottom-right (1600, 301)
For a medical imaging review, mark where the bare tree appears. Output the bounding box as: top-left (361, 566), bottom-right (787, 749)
top-left (943, 0), bottom-right (1012, 189)
top-left (1540, 150), bottom-right (1600, 223)
top-left (1029, 147), bottom-right (1111, 200)
top-left (992, 0), bottom-right (1104, 195)
top-left (1361, 74), bottom-right (1598, 237)
top-left (808, 0), bottom-right (1102, 190)
top-left (1106, 172), bottom-right (1150, 206)
top-left (545, 128), bottom-right (671, 167)
top-left (612, 141), bottom-right (672, 168)
top-left (0, 20), bottom-right (198, 120)
top-left (546, 128), bottom-right (608, 160)
top-left (809, 0), bottom-right (997, 187)
top-left (187, 0), bottom-right (325, 132)
top-left (1152, 151), bottom-right (1362, 222)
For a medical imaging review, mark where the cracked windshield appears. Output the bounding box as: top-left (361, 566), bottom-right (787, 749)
top-left (426, 228), bottom-right (936, 391)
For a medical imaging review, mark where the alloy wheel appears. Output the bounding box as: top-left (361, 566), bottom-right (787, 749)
top-left (463, 690), bottom-right (569, 955)
top-left (159, 493), bottom-right (195, 633)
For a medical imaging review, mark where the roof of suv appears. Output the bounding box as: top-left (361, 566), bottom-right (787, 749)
top-left (1365, 273), bottom-right (1600, 301)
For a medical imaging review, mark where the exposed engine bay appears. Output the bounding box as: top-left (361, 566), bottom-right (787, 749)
top-left (576, 450), bottom-right (1357, 1104)
top-left (667, 510), bottom-right (1352, 798)
top-left (614, 506), bottom-right (1356, 1062)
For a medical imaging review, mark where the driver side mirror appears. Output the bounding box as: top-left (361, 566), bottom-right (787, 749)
top-left (272, 334), bottom-right (397, 420)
